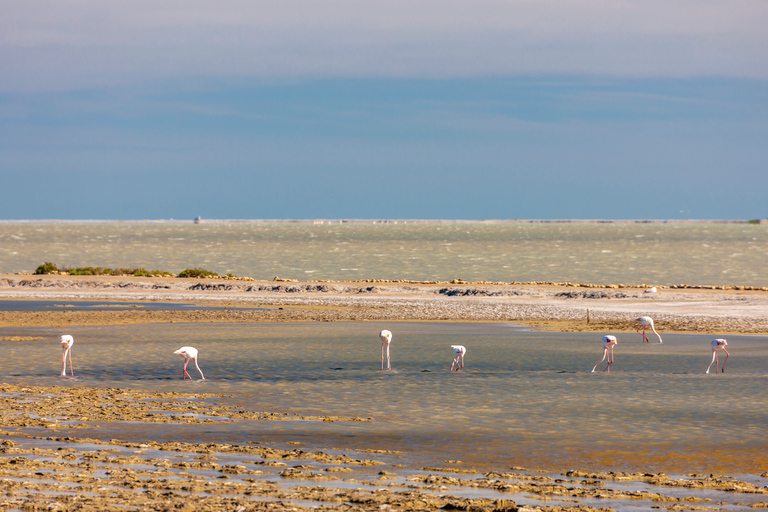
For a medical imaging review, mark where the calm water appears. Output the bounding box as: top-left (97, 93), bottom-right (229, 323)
top-left (1, 221), bottom-right (768, 286)
top-left (1, 321), bottom-right (767, 474)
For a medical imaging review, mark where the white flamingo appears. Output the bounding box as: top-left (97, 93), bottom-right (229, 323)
top-left (60, 335), bottom-right (74, 376)
top-left (379, 330), bottom-right (392, 370)
top-left (450, 345), bottom-right (466, 371)
top-left (174, 346), bottom-right (205, 380)
top-left (706, 339), bottom-right (729, 374)
top-left (591, 335), bottom-right (617, 373)
top-left (635, 316), bottom-right (662, 343)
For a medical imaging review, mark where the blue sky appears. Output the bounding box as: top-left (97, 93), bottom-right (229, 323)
top-left (1, 1), bottom-right (767, 220)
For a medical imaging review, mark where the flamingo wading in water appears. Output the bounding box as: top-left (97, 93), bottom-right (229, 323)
top-left (174, 346), bottom-right (205, 380)
top-left (450, 345), bottom-right (466, 371)
top-left (591, 335), bottom-right (617, 373)
top-left (379, 330), bottom-right (392, 370)
top-left (706, 339), bottom-right (729, 374)
top-left (60, 335), bottom-right (74, 376)
top-left (635, 316), bottom-right (662, 343)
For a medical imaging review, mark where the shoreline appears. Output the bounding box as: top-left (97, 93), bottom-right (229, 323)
top-left (2, 274), bottom-right (768, 334)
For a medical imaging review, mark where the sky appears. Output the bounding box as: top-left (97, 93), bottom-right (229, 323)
top-left (1, 0), bottom-right (767, 220)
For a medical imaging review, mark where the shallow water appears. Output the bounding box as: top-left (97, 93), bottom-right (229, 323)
top-left (2, 221), bottom-right (767, 286)
top-left (2, 321), bottom-right (767, 474)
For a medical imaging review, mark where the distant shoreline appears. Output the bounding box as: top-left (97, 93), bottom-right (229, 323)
top-left (1, 218), bottom-right (766, 224)
top-left (3, 274), bottom-right (768, 334)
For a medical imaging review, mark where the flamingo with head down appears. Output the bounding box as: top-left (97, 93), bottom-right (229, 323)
top-left (635, 316), bottom-right (662, 343)
top-left (591, 335), bottom-right (617, 373)
top-left (706, 339), bottom-right (729, 374)
top-left (379, 330), bottom-right (392, 370)
top-left (60, 335), bottom-right (74, 376)
top-left (450, 345), bottom-right (466, 372)
top-left (174, 346), bottom-right (205, 380)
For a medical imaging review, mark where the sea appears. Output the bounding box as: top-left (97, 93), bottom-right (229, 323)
top-left (1, 220), bottom-right (767, 286)
top-left (1, 221), bottom-right (767, 480)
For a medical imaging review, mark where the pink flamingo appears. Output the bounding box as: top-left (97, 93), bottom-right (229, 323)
top-left (174, 346), bottom-right (205, 380)
top-left (450, 345), bottom-right (466, 371)
top-left (706, 339), bottom-right (729, 374)
top-left (60, 335), bottom-right (74, 376)
top-left (591, 335), bottom-right (617, 373)
top-left (379, 330), bottom-right (392, 370)
top-left (635, 316), bottom-right (662, 343)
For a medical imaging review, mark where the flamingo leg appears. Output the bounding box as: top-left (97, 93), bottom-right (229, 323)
top-left (706, 350), bottom-right (718, 374)
top-left (637, 328), bottom-right (649, 342)
top-left (720, 349), bottom-right (729, 373)
top-left (61, 347), bottom-right (69, 376)
top-left (381, 342), bottom-right (391, 370)
top-left (450, 356), bottom-right (458, 372)
top-left (182, 360), bottom-right (191, 379)
top-left (193, 358), bottom-right (205, 380)
top-left (604, 346), bottom-right (614, 373)
top-left (67, 348), bottom-right (74, 377)
top-left (592, 348), bottom-right (608, 372)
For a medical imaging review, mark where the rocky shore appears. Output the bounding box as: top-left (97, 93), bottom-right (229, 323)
top-left (2, 383), bottom-right (767, 512)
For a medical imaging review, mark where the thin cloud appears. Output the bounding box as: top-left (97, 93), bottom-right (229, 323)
top-left (1, 0), bottom-right (767, 91)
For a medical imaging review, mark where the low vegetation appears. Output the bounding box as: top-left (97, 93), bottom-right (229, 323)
top-left (177, 268), bottom-right (219, 279)
top-left (35, 262), bottom-right (181, 278)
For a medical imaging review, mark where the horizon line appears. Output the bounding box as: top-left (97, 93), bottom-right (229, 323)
top-left (1, 218), bottom-right (766, 225)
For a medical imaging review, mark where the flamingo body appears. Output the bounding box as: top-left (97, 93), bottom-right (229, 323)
top-left (174, 346), bottom-right (205, 380)
top-left (591, 335), bottom-right (617, 373)
top-left (379, 330), bottom-right (392, 370)
top-left (706, 339), bottom-right (729, 374)
top-left (635, 316), bottom-right (662, 343)
top-left (450, 345), bottom-right (466, 371)
top-left (60, 335), bottom-right (74, 376)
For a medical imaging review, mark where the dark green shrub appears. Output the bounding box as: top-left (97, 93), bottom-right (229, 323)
top-left (35, 262), bottom-right (59, 274)
top-left (178, 268), bottom-right (219, 279)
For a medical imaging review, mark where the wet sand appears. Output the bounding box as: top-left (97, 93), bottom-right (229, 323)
top-left (2, 275), bottom-right (768, 510)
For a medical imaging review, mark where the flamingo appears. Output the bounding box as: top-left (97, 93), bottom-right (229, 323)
top-left (635, 316), bottom-right (662, 343)
top-left (379, 330), bottom-right (392, 370)
top-left (174, 346), bottom-right (205, 380)
top-left (591, 335), bottom-right (617, 373)
top-left (60, 335), bottom-right (74, 376)
top-left (450, 345), bottom-right (466, 372)
top-left (706, 339), bottom-right (729, 374)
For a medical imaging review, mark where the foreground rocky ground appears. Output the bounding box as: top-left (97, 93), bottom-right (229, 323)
top-left (1, 383), bottom-right (767, 512)
top-left (2, 274), bottom-right (768, 335)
